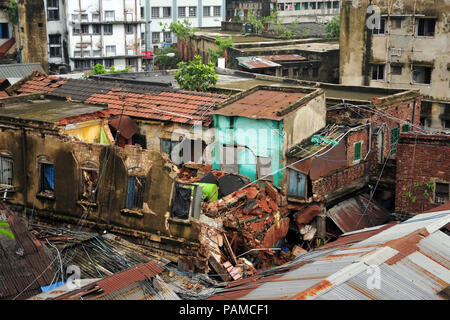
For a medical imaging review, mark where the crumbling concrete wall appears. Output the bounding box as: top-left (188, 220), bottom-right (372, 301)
top-left (395, 133), bottom-right (450, 214)
top-left (0, 123), bottom-right (201, 246)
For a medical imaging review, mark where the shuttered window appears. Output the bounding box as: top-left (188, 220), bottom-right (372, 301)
top-left (354, 142), bottom-right (362, 161)
top-left (288, 169), bottom-right (307, 199)
top-left (126, 176), bottom-right (146, 209)
top-left (0, 156), bottom-right (13, 186)
top-left (390, 127), bottom-right (400, 156)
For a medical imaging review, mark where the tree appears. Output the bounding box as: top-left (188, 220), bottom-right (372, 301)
top-left (153, 45), bottom-right (179, 70)
top-left (174, 55), bottom-right (218, 92)
top-left (208, 36), bottom-right (233, 65)
top-left (326, 15), bottom-right (340, 38)
top-left (3, 0), bottom-right (18, 25)
top-left (161, 19), bottom-right (198, 41)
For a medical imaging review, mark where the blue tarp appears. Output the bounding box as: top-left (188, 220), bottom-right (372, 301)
top-left (41, 281), bottom-right (64, 292)
top-left (43, 164), bottom-right (54, 191)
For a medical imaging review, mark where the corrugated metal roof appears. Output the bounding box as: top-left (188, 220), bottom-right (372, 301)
top-left (0, 63), bottom-right (44, 80)
top-left (327, 194), bottom-right (391, 233)
top-left (237, 56), bottom-right (281, 70)
top-left (209, 207), bottom-right (450, 300)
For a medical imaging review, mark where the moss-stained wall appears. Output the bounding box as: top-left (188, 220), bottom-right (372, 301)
top-left (0, 125), bottom-right (200, 244)
top-left (18, 0), bottom-right (49, 72)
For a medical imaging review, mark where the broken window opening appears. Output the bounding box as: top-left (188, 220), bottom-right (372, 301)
top-left (416, 18), bottom-right (436, 37)
top-left (126, 176), bottom-right (146, 210)
top-left (0, 155), bottom-right (13, 186)
top-left (288, 168), bottom-right (307, 199)
top-left (80, 168), bottom-right (99, 202)
top-left (39, 162), bottom-right (55, 195)
top-left (372, 18), bottom-right (386, 35)
top-left (171, 183), bottom-right (192, 220)
top-left (372, 64), bottom-right (385, 81)
top-left (412, 66), bottom-right (432, 84)
top-left (435, 182), bottom-right (449, 205)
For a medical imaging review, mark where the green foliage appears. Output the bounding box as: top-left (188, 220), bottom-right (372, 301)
top-left (326, 15), bottom-right (340, 38)
top-left (247, 10), bottom-right (264, 34)
top-left (208, 36), bottom-right (233, 64)
top-left (161, 19), bottom-right (198, 41)
top-left (82, 64), bottom-right (132, 79)
top-left (153, 45), bottom-right (179, 70)
top-left (3, 0), bottom-right (18, 25)
top-left (406, 180), bottom-right (434, 204)
top-left (174, 55), bottom-right (218, 92)
top-left (0, 221), bottom-right (14, 240)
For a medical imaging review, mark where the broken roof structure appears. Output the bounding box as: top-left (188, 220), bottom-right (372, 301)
top-left (4, 72), bottom-right (229, 127)
top-left (0, 202), bottom-right (54, 300)
top-left (209, 205), bottom-right (450, 300)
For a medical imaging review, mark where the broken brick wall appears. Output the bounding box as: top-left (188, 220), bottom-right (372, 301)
top-left (395, 133), bottom-right (450, 214)
top-left (371, 93), bottom-right (422, 160)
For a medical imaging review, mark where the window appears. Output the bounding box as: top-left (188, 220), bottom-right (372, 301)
top-left (354, 141), bottom-right (362, 161)
top-left (73, 50), bottom-right (81, 57)
top-left (140, 6), bottom-right (145, 19)
top-left (93, 50), bottom-right (101, 56)
top-left (92, 24), bottom-right (101, 34)
top-left (163, 32), bottom-right (172, 43)
top-left (92, 13), bottom-right (100, 22)
top-left (93, 58), bottom-right (102, 66)
top-left (402, 123), bottom-right (410, 132)
top-left (163, 7), bottom-right (171, 18)
top-left (372, 64), bottom-right (385, 80)
top-left (125, 24), bottom-right (134, 34)
top-left (82, 60), bottom-right (91, 69)
top-left (81, 24), bottom-right (89, 34)
top-left (327, 1), bottom-right (332, 9)
top-left (151, 7), bottom-right (160, 18)
top-left (141, 32), bottom-right (146, 45)
top-left (152, 32), bottom-right (160, 44)
top-left (73, 26), bottom-right (80, 35)
top-left (444, 119), bottom-right (450, 129)
top-left (189, 7), bottom-right (197, 17)
top-left (257, 157), bottom-right (272, 181)
top-left (390, 126), bottom-right (400, 156)
top-left (282, 68), bottom-right (289, 77)
top-left (318, 2), bottom-right (323, 9)
top-left (105, 10), bottom-right (115, 21)
top-left (161, 139), bottom-right (179, 156)
top-left (178, 7), bottom-right (186, 17)
top-left (81, 14), bottom-right (88, 21)
top-left (295, 3), bottom-right (301, 10)
top-left (333, 1), bottom-right (339, 8)
top-left (302, 67), bottom-right (309, 77)
top-left (47, 0), bottom-right (59, 21)
top-left (310, 2), bottom-right (316, 10)
top-left (126, 176), bottom-right (146, 209)
top-left (74, 60), bottom-right (82, 70)
top-left (82, 50), bottom-right (90, 57)
top-left (126, 58), bottom-right (138, 69)
top-left (105, 45), bottom-right (116, 56)
top-left (302, 2), bottom-right (308, 9)
top-left (435, 182), bottom-right (449, 204)
top-left (0, 156), bottom-right (13, 186)
top-left (412, 66), bottom-right (432, 84)
top-left (126, 13), bottom-right (133, 21)
top-left (372, 18), bottom-right (386, 35)
top-left (0, 23), bottom-right (8, 39)
top-left (38, 162), bottom-right (54, 195)
top-left (49, 34), bottom-right (61, 45)
top-left (213, 6), bottom-right (221, 17)
top-left (203, 6), bottom-right (211, 17)
top-left (103, 24), bottom-right (113, 35)
top-left (417, 18), bottom-right (436, 37)
top-left (288, 169), bottom-right (307, 199)
top-left (72, 14), bottom-right (79, 22)
top-left (80, 166), bottom-right (98, 202)
top-left (391, 18), bottom-right (402, 29)
top-left (391, 65), bottom-right (402, 75)
top-left (104, 58), bottom-right (114, 68)
top-left (50, 46), bottom-right (61, 57)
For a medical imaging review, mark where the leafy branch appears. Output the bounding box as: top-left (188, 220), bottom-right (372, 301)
top-left (0, 221), bottom-right (15, 240)
top-left (208, 36), bottom-right (233, 65)
top-left (161, 19), bottom-right (198, 41)
top-left (174, 55), bottom-right (218, 92)
top-left (3, 0), bottom-right (18, 25)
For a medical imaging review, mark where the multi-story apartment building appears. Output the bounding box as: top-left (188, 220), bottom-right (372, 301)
top-left (142, 0), bottom-right (225, 54)
top-left (44, 0), bottom-right (144, 73)
top-left (226, 0), bottom-right (340, 23)
top-left (340, 0), bottom-right (450, 131)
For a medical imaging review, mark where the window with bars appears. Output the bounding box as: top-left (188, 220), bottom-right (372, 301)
top-left (152, 32), bottom-right (160, 44)
top-left (125, 24), bottom-right (134, 34)
top-left (435, 182), bottom-right (449, 205)
top-left (203, 6), bottom-right (211, 17)
top-left (163, 32), bottom-right (172, 43)
top-left (47, 0), bottom-right (60, 21)
top-left (92, 24), bottom-right (101, 34)
top-left (81, 24), bottom-right (89, 34)
top-left (104, 58), bottom-right (114, 68)
top-left (49, 34), bottom-right (61, 45)
top-left (0, 156), bottom-right (13, 186)
top-left (103, 24), bottom-right (113, 35)
top-left (213, 6), bottom-right (221, 17)
top-left (105, 45), bottom-right (116, 56)
top-left (163, 7), bottom-right (171, 18)
top-left (126, 176), bottom-right (146, 209)
top-left (189, 7), bottom-right (197, 17)
top-left (73, 26), bottom-right (80, 35)
top-left (178, 7), bottom-right (186, 17)
top-left (50, 46), bottom-right (61, 57)
top-left (152, 7), bottom-right (160, 18)
top-left (92, 13), bottom-right (100, 22)
top-left (372, 64), bottom-right (385, 80)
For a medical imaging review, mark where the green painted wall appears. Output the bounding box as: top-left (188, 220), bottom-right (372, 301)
top-left (212, 114), bottom-right (284, 188)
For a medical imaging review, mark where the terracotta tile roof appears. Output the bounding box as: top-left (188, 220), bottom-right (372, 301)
top-left (15, 72), bottom-right (67, 95)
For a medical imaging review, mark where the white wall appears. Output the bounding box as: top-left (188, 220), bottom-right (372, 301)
top-left (0, 11), bottom-right (14, 47)
top-left (276, 0), bottom-right (340, 24)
